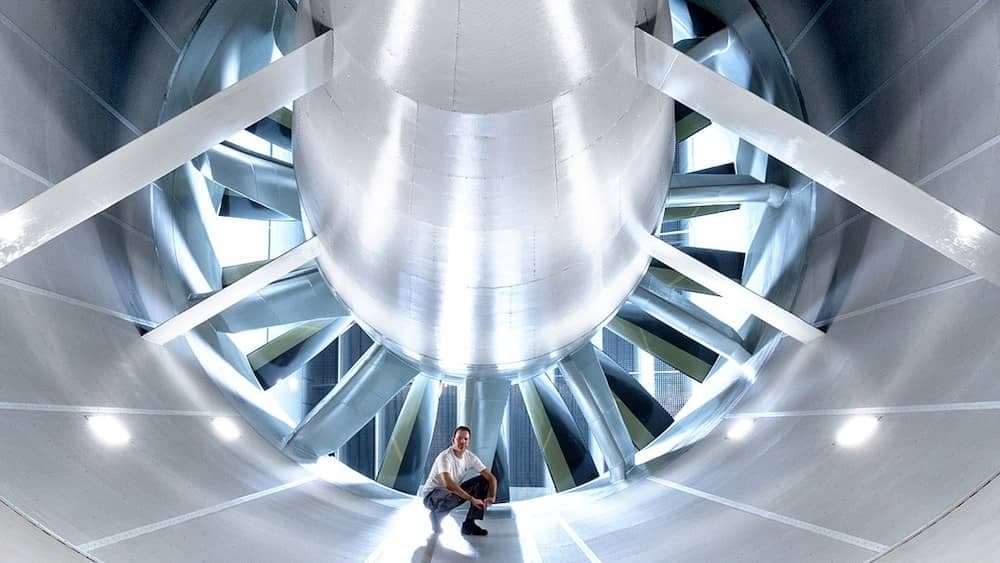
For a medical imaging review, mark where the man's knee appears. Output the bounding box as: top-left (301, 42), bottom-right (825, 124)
top-left (461, 475), bottom-right (489, 494)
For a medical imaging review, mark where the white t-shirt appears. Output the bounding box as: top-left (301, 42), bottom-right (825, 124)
top-left (423, 447), bottom-right (486, 492)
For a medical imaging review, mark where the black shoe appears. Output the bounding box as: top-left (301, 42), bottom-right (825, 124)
top-left (429, 512), bottom-right (443, 534)
top-left (461, 521), bottom-right (488, 536)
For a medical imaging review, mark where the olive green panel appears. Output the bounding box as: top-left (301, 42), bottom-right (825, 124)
top-left (662, 203), bottom-right (740, 221)
top-left (676, 111), bottom-right (711, 143)
top-left (247, 319), bottom-right (331, 370)
top-left (614, 396), bottom-right (656, 449)
top-left (647, 266), bottom-right (716, 295)
top-left (519, 379), bottom-right (577, 492)
top-left (607, 317), bottom-right (712, 383)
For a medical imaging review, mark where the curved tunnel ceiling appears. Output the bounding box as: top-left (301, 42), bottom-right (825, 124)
top-left (0, 0), bottom-right (999, 561)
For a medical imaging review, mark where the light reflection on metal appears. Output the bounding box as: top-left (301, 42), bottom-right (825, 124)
top-left (628, 286), bottom-right (751, 365)
top-left (293, 0), bottom-right (674, 378)
top-left (638, 28), bottom-right (1000, 286)
top-left (645, 235), bottom-right (822, 343)
top-left (461, 378), bottom-right (511, 471)
top-left (668, 183), bottom-right (788, 208)
top-left (0, 31), bottom-right (335, 271)
top-left (283, 344), bottom-right (418, 461)
top-left (558, 357), bottom-right (629, 482)
top-left (145, 239), bottom-right (323, 345)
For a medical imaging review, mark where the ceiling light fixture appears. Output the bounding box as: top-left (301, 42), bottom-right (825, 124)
top-left (87, 415), bottom-right (131, 447)
top-left (726, 418), bottom-right (754, 440)
top-left (212, 417), bottom-right (242, 442)
top-left (835, 416), bottom-right (879, 447)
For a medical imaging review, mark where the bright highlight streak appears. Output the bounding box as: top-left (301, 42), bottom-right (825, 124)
top-left (726, 419), bottom-right (754, 441)
top-left (87, 415), bottom-right (131, 447)
top-left (212, 417), bottom-right (242, 442)
top-left (835, 416), bottom-right (879, 447)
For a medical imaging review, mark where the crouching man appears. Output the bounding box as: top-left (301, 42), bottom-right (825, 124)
top-left (422, 425), bottom-right (497, 536)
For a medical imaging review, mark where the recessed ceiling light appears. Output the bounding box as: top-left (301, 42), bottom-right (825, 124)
top-left (835, 416), bottom-right (879, 447)
top-left (287, 376), bottom-right (300, 392)
top-left (726, 419), bottom-right (754, 440)
top-left (212, 417), bottom-right (242, 442)
top-left (87, 415), bottom-right (131, 447)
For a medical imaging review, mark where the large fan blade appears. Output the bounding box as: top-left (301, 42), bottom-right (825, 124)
top-left (249, 317), bottom-right (354, 390)
top-left (646, 234), bottom-right (822, 343)
top-left (206, 145), bottom-right (300, 221)
top-left (558, 346), bottom-right (636, 482)
top-left (628, 286), bottom-right (750, 364)
top-left (0, 31), bottom-right (333, 270)
top-left (145, 238), bottom-right (323, 344)
top-left (283, 344), bottom-right (418, 461)
top-left (608, 315), bottom-right (714, 382)
top-left (462, 378), bottom-right (511, 471)
top-left (192, 269), bottom-right (348, 333)
top-left (637, 28), bottom-right (1000, 286)
top-left (596, 349), bottom-right (674, 449)
top-left (519, 375), bottom-right (599, 492)
top-left (376, 374), bottom-right (441, 494)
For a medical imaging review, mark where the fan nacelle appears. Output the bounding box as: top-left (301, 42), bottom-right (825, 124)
top-left (293, 0), bottom-right (675, 378)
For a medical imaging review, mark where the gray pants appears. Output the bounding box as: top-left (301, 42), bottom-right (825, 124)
top-left (423, 476), bottom-right (489, 522)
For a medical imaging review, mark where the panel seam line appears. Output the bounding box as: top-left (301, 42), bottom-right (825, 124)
top-left (0, 8), bottom-right (144, 136)
top-left (0, 402), bottom-right (230, 417)
top-left (0, 276), bottom-right (158, 328)
top-left (130, 0), bottom-right (180, 53)
top-left (729, 401), bottom-right (1000, 419)
top-left (648, 477), bottom-right (887, 553)
top-left (78, 477), bottom-right (318, 552)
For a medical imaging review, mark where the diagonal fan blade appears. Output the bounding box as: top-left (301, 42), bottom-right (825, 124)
top-left (249, 317), bottom-right (354, 390)
top-left (646, 234), bottom-right (822, 343)
top-left (637, 28), bottom-right (1000, 286)
top-left (462, 378), bottom-right (511, 472)
top-left (376, 374), bottom-right (441, 494)
top-left (596, 349), bottom-right (674, 449)
top-left (145, 238), bottom-right (323, 345)
top-left (0, 31), bottom-right (333, 270)
top-left (283, 344), bottom-right (418, 461)
top-left (559, 346), bottom-right (636, 482)
top-left (191, 269), bottom-right (348, 333)
top-left (628, 286), bottom-right (751, 364)
top-left (519, 375), bottom-right (599, 492)
top-left (608, 315), bottom-right (714, 382)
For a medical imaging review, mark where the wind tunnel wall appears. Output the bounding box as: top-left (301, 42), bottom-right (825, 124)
top-left (644, 0), bottom-right (1000, 560)
top-left (2, 0), bottom-right (1000, 561)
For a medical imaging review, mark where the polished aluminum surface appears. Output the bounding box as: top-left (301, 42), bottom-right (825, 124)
top-left (667, 183), bottom-right (788, 207)
top-left (638, 28), bottom-right (1000, 286)
top-left (461, 377), bottom-right (511, 471)
top-left (558, 354), bottom-right (628, 482)
top-left (145, 239), bottom-right (322, 344)
top-left (629, 286), bottom-right (751, 364)
top-left (647, 233), bottom-right (823, 342)
top-left (293, 1), bottom-right (675, 378)
top-left (561, 345), bottom-right (636, 468)
top-left (0, 31), bottom-right (334, 272)
top-left (283, 344), bottom-right (417, 461)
